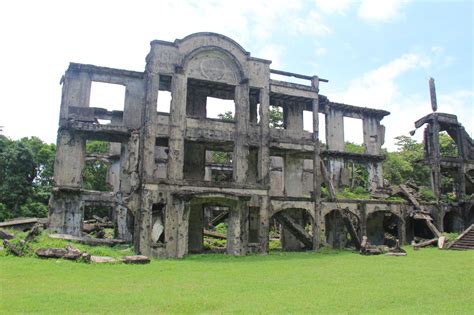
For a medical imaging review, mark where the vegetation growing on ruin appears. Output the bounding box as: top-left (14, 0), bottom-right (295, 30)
top-left (1, 248), bottom-right (472, 314)
top-left (1, 229), bottom-right (134, 259)
top-left (0, 131), bottom-right (463, 221)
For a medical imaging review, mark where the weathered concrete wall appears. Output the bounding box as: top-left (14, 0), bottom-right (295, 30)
top-left (49, 32), bottom-right (403, 259)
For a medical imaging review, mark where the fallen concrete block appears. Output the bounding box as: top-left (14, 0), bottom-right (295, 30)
top-left (122, 255), bottom-right (151, 264)
top-left (90, 256), bottom-right (116, 263)
top-left (36, 248), bottom-right (67, 258)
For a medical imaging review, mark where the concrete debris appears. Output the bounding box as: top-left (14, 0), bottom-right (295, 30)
top-left (0, 229), bottom-right (15, 240)
top-left (122, 255), bottom-right (151, 264)
top-left (90, 256), bottom-right (117, 263)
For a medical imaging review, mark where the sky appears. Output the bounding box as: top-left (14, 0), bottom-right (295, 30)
top-left (0, 0), bottom-right (472, 151)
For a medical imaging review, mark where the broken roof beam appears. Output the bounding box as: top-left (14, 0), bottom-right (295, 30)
top-left (270, 69), bottom-right (328, 83)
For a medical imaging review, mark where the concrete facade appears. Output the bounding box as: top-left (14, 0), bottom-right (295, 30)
top-left (49, 33), bottom-right (458, 258)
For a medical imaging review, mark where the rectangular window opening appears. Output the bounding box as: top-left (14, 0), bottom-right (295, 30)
top-left (269, 106), bottom-right (284, 129)
top-left (206, 97), bottom-right (235, 120)
top-left (343, 117), bottom-right (364, 149)
top-left (89, 82), bottom-right (126, 112)
top-left (206, 149), bottom-right (233, 182)
top-left (157, 90), bottom-right (172, 113)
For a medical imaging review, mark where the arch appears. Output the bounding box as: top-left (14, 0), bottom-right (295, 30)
top-left (270, 207), bottom-right (314, 251)
top-left (182, 192), bottom-right (248, 255)
top-left (366, 210), bottom-right (401, 246)
top-left (181, 46), bottom-right (245, 85)
top-left (176, 32), bottom-right (250, 57)
top-left (324, 208), bottom-right (360, 249)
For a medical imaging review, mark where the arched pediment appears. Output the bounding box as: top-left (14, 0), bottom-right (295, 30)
top-left (182, 47), bottom-right (243, 85)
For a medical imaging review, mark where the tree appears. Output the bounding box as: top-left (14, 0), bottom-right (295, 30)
top-left (0, 136), bottom-right (55, 220)
top-left (83, 140), bottom-right (111, 191)
top-left (269, 106), bottom-right (284, 129)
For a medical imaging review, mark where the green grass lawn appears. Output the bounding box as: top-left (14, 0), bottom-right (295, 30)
top-left (1, 247), bottom-right (473, 314)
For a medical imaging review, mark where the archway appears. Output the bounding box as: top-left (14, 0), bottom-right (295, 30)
top-left (325, 209), bottom-right (360, 249)
top-left (185, 193), bottom-right (246, 255)
top-left (270, 208), bottom-right (314, 251)
top-left (366, 211), bottom-right (400, 246)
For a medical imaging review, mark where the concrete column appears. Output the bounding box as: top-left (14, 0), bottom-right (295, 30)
top-left (188, 204), bottom-right (204, 253)
top-left (227, 200), bottom-right (248, 255)
top-left (259, 87), bottom-right (270, 185)
top-left (325, 108), bottom-right (345, 151)
top-left (123, 79), bottom-right (146, 129)
top-left (186, 87), bottom-right (207, 118)
top-left (367, 162), bottom-right (383, 192)
top-left (164, 194), bottom-right (180, 258)
top-left (325, 107), bottom-right (345, 191)
top-left (60, 69), bottom-right (91, 125)
top-left (135, 188), bottom-right (155, 256)
top-left (48, 191), bottom-right (83, 236)
top-left (168, 73), bottom-right (187, 180)
top-left (183, 142), bottom-right (206, 180)
top-left (233, 82), bottom-right (249, 183)
top-left (360, 202), bottom-right (367, 237)
top-left (284, 103), bottom-right (304, 131)
top-left (363, 117), bottom-right (382, 155)
top-left (142, 73), bottom-right (160, 182)
top-left (259, 196), bottom-right (270, 253)
top-left (53, 129), bottom-right (85, 188)
top-left (312, 76), bottom-right (321, 251)
top-left (284, 153), bottom-right (304, 197)
top-left (115, 204), bottom-right (132, 241)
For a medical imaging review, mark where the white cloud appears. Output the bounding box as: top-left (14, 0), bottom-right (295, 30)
top-left (324, 52), bottom-right (434, 148)
top-left (289, 10), bottom-right (332, 36)
top-left (335, 53), bottom-right (431, 107)
top-left (314, 0), bottom-right (352, 15)
top-left (358, 0), bottom-right (410, 22)
top-left (255, 44), bottom-right (285, 69)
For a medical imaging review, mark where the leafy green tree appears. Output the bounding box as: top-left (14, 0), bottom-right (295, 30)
top-left (269, 106), bottom-right (284, 129)
top-left (0, 136), bottom-right (55, 220)
top-left (83, 140), bottom-right (111, 191)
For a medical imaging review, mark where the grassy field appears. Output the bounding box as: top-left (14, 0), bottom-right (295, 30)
top-left (1, 247), bottom-right (473, 314)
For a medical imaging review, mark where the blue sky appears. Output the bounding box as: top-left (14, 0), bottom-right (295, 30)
top-left (0, 0), bottom-right (472, 150)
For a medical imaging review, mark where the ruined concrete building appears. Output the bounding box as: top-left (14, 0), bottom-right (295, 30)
top-left (48, 33), bottom-right (474, 257)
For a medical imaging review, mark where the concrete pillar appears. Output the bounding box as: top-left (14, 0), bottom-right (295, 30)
top-left (312, 76), bottom-right (321, 251)
top-left (188, 204), bottom-right (204, 253)
top-left (142, 73), bottom-right (160, 182)
top-left (184, 142), bottom-right (205, 180)
top-left (284, 153), bottom-right (304, 197)
top-left (168, 72), bottom-right (187, 180)
top-left (227, 200), bottom-right (248, 255)
top-left (233, 82), bottom-right (249, 183)
top-left (107, 142), bottom-right (121, 192)
top-left (284, 103), bottom-right (304, 131)
top-left (259, 87), bottom-right (270, 185)
top-left (186, 87), bottom-right (207, 118)
top-left (115, 204), bottom-right (132, 241)
top-left (367, 162), bottom-right (383, 192)
top-left (325, 108), bottom-right (345, 151)
top-left (123, 79), bottom-right (146, 129)
top-left (135, 188), bottom-right (155, 256)
top-left (60, 69), bottom-right (91, 125)
top-left (259, 196), bottom-right (270, 253)
top-left (53, 130), bottom-right (85, 188)
top-left (164, 194), bottom-right (180, 258)
top-left (48, 191), bottom-right (83, 236)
